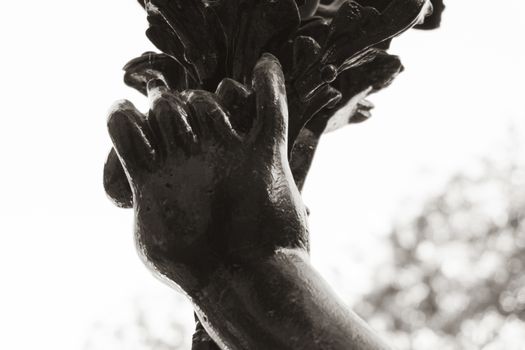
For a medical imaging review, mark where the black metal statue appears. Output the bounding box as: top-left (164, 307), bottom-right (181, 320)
top-left (104, 1), bottom-right (444, 349)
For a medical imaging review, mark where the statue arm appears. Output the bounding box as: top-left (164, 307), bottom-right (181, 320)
top-left (192, 248), bottom-right (390, 350)
top-left (108, 55), bottom-right (389, 350)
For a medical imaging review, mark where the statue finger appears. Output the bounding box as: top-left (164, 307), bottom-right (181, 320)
top-left (250, 53), bottom-right (289, 154)
top-left (107, 100), bottom-right (157, 179)
top-left (148, 80), bottom-right (197, 154)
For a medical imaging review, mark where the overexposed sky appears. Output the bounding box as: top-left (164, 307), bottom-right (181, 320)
top-left (0, 1), bottom-right (524, 349)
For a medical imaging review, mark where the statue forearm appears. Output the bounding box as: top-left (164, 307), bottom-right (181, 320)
top-left (191, 249), bottom-right (391, 350)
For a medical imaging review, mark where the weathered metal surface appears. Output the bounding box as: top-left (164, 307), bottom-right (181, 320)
top-left (109, 55), bottom-right (390, 349)
top-left (104, 1), bottom-right (443, 348)
top-left (104, 0), bottom-right (437, 208)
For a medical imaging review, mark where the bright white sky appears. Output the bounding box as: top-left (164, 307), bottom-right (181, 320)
top-left (0, 1), bottom-right (524, 349)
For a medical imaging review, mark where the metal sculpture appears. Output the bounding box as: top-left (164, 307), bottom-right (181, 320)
top-left (105, 1), bottom-right (444, 348)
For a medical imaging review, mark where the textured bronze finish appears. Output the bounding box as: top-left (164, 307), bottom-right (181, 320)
top-left (105, 1), bottom-right (444, 348)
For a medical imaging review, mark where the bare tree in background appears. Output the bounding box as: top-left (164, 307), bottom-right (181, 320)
top-left (355, 143), bottom-right (525, 349)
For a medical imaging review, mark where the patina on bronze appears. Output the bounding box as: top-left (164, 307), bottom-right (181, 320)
top-left (105, 1), bottom-right (444, 349)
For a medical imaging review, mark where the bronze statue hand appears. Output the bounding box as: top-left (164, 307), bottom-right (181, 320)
top-left (109, 54), bottom-right (391, 350)
top-left (108, 54), bottom-right (309, 293)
